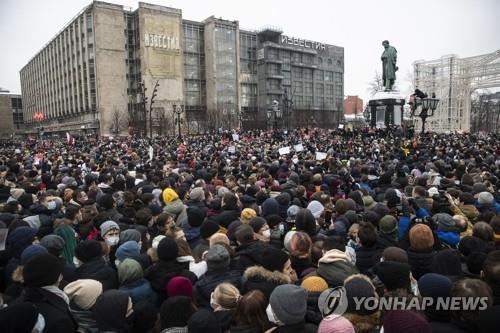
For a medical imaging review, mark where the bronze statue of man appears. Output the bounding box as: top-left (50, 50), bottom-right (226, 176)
top-left (381, 40), bottom-right (398, 91)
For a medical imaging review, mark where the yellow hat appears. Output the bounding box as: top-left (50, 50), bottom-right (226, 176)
top-left (301, 276), bottom-right (328, 293)
top-left (163, 188), bottom-right (179, 204)
top-left (240, 208), bottom-right (257, 224)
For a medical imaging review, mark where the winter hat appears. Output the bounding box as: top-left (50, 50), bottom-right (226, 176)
top-left (249, 217), bottom-right (267, 233)
top-left (18, 193), bottom-right (34, 210)
top-left (200, 221), bottom-right (220, 239)
top-left (152, 235), bottom-right (166, 249)
top-left (187, 207), bottom-right (205, 227)
top-left (40, 234), bottom-right (65, 257)
top-left (209, 233), bottom-right (230, 247)
top-left (318, 314), bottom-right (355, 333)
top-left (189, 187), bottom-right (205, 202)
top-left (167, 276), bottom-right (193, 298)
top-left (283, 230), bottom-right (297, 252)
top-left (362, 196), bottom-right (377, 209)
top-left (161, 296), bottom-right (196, 329)
top-left (0, 303), bottom-right (39, 333)
top-left (116, 241), bottom-right (140, 262)
top-left (301, 276), bottom-right (328, 293)
top-left (344, 275), bottom-right (378, 315)
top-left (64, 279), bottom-right (103, 310)
top-left (206, 244), bottom-right (230, 271)
top-left (427, 187), bottom-right (439, 197)
top-left (75, 240), bottom-right (103, 263)
top-left (20, 245), bottom-right (48, 265)
top-left (431, 249), bottom-right (463, 279)
top-left (478, 191), bottom-right (494, 205)
top-left (240, 208), bottom-right (257, 224)
top-left (418, 273), bottom-right (452, 298)
top-left (100, 220), bottom-right (120, 237)
top-left (269, 284), bottom-right (307, 325)
top-left (465, 252), bottom-right (487, 276)
top-left (93, 290), bottom-right (131, 333)
top-left (118, 258), bottom-right (143, 285)
top-left (433, 213), bottom-right (456, 232)
top-left (409, 224), bottom-right (434, 250)
top-left (383, 310), bottom-right (431, 333)
top-left (379, 215), bottom-right (397, 235)
top-left (157, 236), bottom-right (179, 261)
top-left (23, 253), bottom-right (64, 287)
top-left (188, 309), bottom-right (220, 333)
top-left (472, 183), bottom-right (487, 194)
top-left (382, 247), bottom-right (408, 263)
top-left (54, 224), bottom-right (77, 265)
top-left (163, 188), bottom-right (179, 204)
top-left (7, 226), bottom-right (38, 259)
top-left (287, 205), bottom-right (300, 221)
top-left (119, 229), bottom-right (142, 245)
top-left (260, 247), bottom-right (289, 272)
top-left (373, 261), bottom-right (411, 291)
top-left (261, 198), bottom-right (279, 217)
top-left (307, 200), bottom-right (325, 219)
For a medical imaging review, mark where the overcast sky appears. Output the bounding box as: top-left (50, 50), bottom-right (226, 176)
top-left (1, 0), bottom-right (499, 104)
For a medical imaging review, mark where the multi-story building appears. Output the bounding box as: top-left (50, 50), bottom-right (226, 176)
top-left (343, 95), bottom-right (363, 115)
top-left (20, 1), bottom-right (344, 135)
top-left (0, 91), bottom-right (24, 138)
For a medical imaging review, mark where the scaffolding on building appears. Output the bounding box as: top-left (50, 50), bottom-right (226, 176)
top-left (413, 49), bottom-right (500, 132)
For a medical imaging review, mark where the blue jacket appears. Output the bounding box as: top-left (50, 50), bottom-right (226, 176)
top-left (182, 223), bottom-right (201, 249)
top-left (120, 278), bottom-right (157, 305)
top-left (436, 230), bottom-right (460, 247)
top-left (475, 200), bottom-right (500, 214)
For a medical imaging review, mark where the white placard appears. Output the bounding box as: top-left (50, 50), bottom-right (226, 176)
top-left (279, 147), bottom-right (291, 155)
top-left (338, 124), bottom-right (344, 129)
top-left (294, 144), bottom-right (304, 152)
top-left (228, 146), bottom-right (236, 154)
top-left (316, 152), bottom-right (327, 160)
top-left (232, 134), bottom-right (240, 141)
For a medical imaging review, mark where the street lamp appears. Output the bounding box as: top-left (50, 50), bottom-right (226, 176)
top-left (409, 90), bottom-right (440, 135)
top-left (173, 104), bottom-right (184, 137)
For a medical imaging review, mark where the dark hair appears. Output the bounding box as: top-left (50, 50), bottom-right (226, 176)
top-left (449, 279), bottom-right (492, 327)
top-left (482, 250), bottom-right (500, 292)
top-left (323, 236), bottom-right (346, 252)
top-left (65, 205), bottom-right (81, 220)
top-left (135, 208), bottom-right (153, 226)
top-left (235, 225), bottom-right (254, 244)
top-left (295, 208), bottom-right (316, 236)
top-left (233, 290), bottom-right (269, 332)
top-left (490, 215), bottom-right (500, 234)
top-left (98, 194), bottom-right (115, 210)
top-left (358, 222), bottom-right (377, 247)
top-left (223, 192), bottom-right (238, 210)
top-left (160, 296), bottom-right (196, 329)
top-left (473, 222), bottom-right (494, 242)
top-left (413, 185), bottom-right (426, 197)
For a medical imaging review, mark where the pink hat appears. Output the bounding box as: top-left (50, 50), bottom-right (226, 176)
top-left (166, 276), bottom-right (193, 298)
top-left (318, 314), bottom-right (355, 333)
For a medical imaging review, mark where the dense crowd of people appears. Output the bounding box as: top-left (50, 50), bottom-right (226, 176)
top-left (0, 127), bottom-right (499, 333)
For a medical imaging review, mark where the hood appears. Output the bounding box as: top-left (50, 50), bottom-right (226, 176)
top-left (163, 199), bottom-right (185, 216)
top-left (243, 265), bottom-right (291, 284)
top-left (319, 249), bottom-right (351, 264)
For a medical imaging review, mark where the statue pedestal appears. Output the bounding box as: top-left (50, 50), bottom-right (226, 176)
top-left (368, 90), bottom-right (406, 128)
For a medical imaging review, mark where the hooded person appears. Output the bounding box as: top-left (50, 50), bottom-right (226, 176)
top-left (430, 249), bottom-right (463, 282)
top-left (242, 247), bottom-right (294, 300)
top-left (160, 296), bottom-right (197, 333)
top-left (63, 279), bottom-right (103, 333)
top-left (54, 223), bottom-right (77, 265)
top-left (74, 240), bottom-right (118, 291)
top-left (144, 236), bottom-right (197, 303)
top-left (117, 258), bottom-right (157, 305)
top-left (193, 245), bottom-right (241, 307)
top-left (99, 220), bottom-right (121, 248)
top-left (163, 188), bottom-right (188, 225)
top-left (267, 284), bottom-right (317, 332)
top-left (188, 308), bottom-right (221, 333)
top-left (92, 290), bottom-right (134, 333)
top-left (119, 229), bottom-right (142, 246)
top-left (373, 260), bottom-right (411, 292)
top-left (318, 314), bottom-right (355, 333)
top-left (377, 215), bottom-right (399, 249)
top-left (342, 274), bottom-right (380, 333)
top-left (182, 207), bottom-right (205, 249)
top-left (0, 302), bottom-right (44, 333)
top-left (19, 253), bottom-right (78, 333)
top-left (417, 273), bottom-right (453, 324)
top-left (4, 226), bottom-right (38, 284)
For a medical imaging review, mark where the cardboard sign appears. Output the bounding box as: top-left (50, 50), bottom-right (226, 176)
top-left (338, 124), bottom-right (344, 129)
top-left (278, 147), bottom-right (291, 155)
top-left (294, 144), bottom-right (304, 152)
top-left (316, 152), bottom-right (327, 160)
top-left (228, 146), bottom-right (236, 154)
top-left (232, 134), bottom-right (240, 141)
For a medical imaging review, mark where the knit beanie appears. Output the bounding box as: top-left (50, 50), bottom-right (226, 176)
top-left (64, 279), bottom-right (103, 310)
top-left (40, 234), bottom-right (65, 257)
top-left (163, 188), bottom-right (179, 204)
top-left (260, 247), bottom-right (289, 272)
top-left (362, 196), bottom-right (376, 209)
top-left (240, 208), bottom-right (257, 224)
top-left (187, 207), bottom-right (205, 227)
top-left (75, 240), bottom-right (103, 263)
top-left (119, 229), bottom-right (142, 245)
top-left (157, 237), bottom-right (179, 261)
top-left (206, 244), bottom-right (230, 271)
top-left (318, 314), bottom-right (355, 333)
top-left (472, 183), bottom-right (487, 194)
top-left (301, 276), bottom-right (328, 293)
top-left (100, 220), bottom-right (120, 237)
top-left (373, 261), bottom-right (411, 291)
top-left (117, 258), bottom-right (143, 285)
top-left (23, 253), bottom-right (64, 287)
top-left (167, 276), bottom-right (193, 298)
top-left (188, 309), bottom-right (220, 333)
top-left (20, 244), bottom-right (48, 265)
top-left (7, 226), bottom-right (38, 259)
top-left (249, 217), bottom-right (267, 233)
top-left (200, 221), bottom-right (220, 239)
top-left (383, 310), bottom-right (431, 333)
top-left (284, 231), bottom-right (297, 252)
top-left (209, 233), bottom-right (230, 247)
top-left (269, 284), bottom-right (307, 325)
top-left (409, 224), bottom-right (434, 250)
top-left (433, 213), bottom-right (456, 232)
top-left (189, 187), bottom-right (205, 202)
top-left (116, 241), bottom-right (140, 262)
top-left (261, 198), bottom-right (279, 217)
top-left (379, 215), bottom-right (397, 235)
top-left (417, 273), bottom-right (452, 299)
top-left (382, 247), bottom-right (408, 263)
top-left (477, 191), bottom-right (494, 205)
top-left (287, 205), bottom-right (300, 221)
top-left (344, 275), bottom-right (378, 315)
top-left (307, 200), bottom-right (324, 219)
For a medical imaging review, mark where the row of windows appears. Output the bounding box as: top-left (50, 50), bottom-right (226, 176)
top-left (267, 47), bottom-right (342, 68)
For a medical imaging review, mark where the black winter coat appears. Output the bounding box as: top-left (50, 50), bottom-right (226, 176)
top-left (242, 265), bottom-right (291, 300)
top-left (407, 247), bottom-right (436, 280)
top-left (144, 259), bottom-right (197, 302)
top-left (75, 257), bottom-right (118, 291)
top-left (194, 269), bottom-right (242, 307)
top-left (234, 241), bottom-right (268, 272)
top-left (355, 245), bottom-right (382, 276)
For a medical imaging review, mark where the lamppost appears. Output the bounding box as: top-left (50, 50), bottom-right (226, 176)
top-left (409, 89), bottom-right (440, 135)
top-left (149, 80), bottom-right (160, 139)
top-left (266, 100), bottom-right (282, 130)
top-left (283, 89), bottom-right (293, 130)
top-left (173, 104), bottom-right (184, 137)
top-left (139, 81), bottom-right (148, 137)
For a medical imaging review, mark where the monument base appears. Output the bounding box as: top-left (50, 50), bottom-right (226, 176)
top-left (368, 90), bottom-right (406, 128)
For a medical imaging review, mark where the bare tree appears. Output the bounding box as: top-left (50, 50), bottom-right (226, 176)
top-left (110, 108), bottom-right (129, 135)
top-left (367, 71), bottom-right (384, 96)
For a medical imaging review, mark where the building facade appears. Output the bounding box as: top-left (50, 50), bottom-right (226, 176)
top-left (343, 95), bottom-right (363, 115)
top-left (0, 92), bottom-right (24, 138)
top-left (20, 1), bottom-right (344, 135)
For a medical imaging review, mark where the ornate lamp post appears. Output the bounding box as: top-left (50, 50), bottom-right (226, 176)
top-left (173, 104), bottom-right (184, 137)
top-left (409, 90), bottom-right (440, 135)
